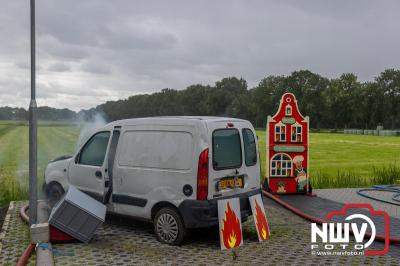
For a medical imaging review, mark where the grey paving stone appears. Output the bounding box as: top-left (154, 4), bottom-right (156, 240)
top-left (1, 191), bottom-right (399, 265)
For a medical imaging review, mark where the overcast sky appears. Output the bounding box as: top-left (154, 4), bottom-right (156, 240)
top-left (1, 0), bottom-right (399, 111)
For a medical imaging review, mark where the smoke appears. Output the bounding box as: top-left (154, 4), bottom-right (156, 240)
top-left (76, 112), bottom-right (107, 149)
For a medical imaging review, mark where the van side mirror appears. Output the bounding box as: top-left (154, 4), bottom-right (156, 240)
top-left (75, 153), bottom-right (80, 164)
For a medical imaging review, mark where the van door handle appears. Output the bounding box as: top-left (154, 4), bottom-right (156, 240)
top-left (95, 171), bottom-right (102, 178)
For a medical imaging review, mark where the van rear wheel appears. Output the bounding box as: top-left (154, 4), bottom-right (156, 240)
top-left (154, 207), bottom-right (186, 245)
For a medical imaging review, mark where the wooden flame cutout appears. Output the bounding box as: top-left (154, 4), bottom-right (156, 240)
top-left (254, 199), bottom-right (269, 240)
top-left (221, 202), bottom-right (242, 249)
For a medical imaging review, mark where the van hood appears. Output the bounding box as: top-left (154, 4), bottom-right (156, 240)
top-left (49, 155), bottom-right (72, 163)
top-left (45, 155), bottom-right (72, 188)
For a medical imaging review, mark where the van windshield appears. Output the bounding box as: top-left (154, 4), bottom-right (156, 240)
top-left (212, 129), bottom-right (242, 170)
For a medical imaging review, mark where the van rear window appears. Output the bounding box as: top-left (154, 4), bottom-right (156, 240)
top-left (243, 128), bottom-right (257, 166)
top-left (212, 129), bottom-right (242, 170)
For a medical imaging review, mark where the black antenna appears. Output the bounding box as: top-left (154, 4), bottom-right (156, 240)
top-left (29, 0), bottom-right (38, 225)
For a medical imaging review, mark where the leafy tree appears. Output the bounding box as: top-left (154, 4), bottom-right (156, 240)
top-left (3, 70), bottom-right (400, 130)
top-left (375, 69), bottom-right (400, 129)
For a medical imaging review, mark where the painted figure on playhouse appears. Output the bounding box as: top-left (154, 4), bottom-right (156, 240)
top-left (293, 155), bottom-right (307, 192)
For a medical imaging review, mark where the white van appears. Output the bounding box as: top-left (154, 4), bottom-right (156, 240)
top-left (44, 116), bottom-right (261, 245)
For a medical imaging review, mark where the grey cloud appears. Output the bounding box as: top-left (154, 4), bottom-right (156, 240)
top-left (101, 27), bottom-right (178, 51)
top-left (81, 60), bottom-right (112, 74)
top-left (48, 62), bottom-right (71, 72)
top-left (38, 2), bottom-right (179, 51)
top-left (15, 62), bottom-right (43, 71)
top-left (15, 62), bottom-right (30, 69)
top-left (1, 0), bottom-right (400, 111)
top-left (40, 37), bottom-right (90, 60)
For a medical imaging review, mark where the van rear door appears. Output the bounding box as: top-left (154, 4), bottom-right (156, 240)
top-left (207, 120), bottom-right (260, 199)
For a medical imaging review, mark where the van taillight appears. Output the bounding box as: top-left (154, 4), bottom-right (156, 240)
top-left (197, 148), bottom-right (209, 200)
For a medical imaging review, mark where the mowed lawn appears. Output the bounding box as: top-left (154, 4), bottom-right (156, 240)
top-left (1, 121), bottom-right (400, 206)
top-left (0, 121), bottom-right (79, 206)
top-left (256, 129), bottom-right (400, 188)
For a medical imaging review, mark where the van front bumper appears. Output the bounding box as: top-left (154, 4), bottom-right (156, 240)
top-left (178, 188), bottom-right (261, 228)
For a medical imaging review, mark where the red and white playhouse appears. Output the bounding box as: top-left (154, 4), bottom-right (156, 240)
top-left (266, 93), bottom-right (310, 194)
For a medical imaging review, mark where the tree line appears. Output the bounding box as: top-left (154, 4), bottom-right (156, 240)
top-left (0, 106), bottom-right (75, 121)
top-left (2, 69), bottom-right (400, 129)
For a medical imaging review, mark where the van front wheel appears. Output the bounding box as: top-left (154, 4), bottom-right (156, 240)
top-left (154, 207), bottom-right (186, 245)
top-left (46, 182), bottom-right (65, 205)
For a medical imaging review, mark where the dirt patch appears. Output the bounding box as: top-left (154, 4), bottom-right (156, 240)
top-left (0, 205), bottom-right (8, 229)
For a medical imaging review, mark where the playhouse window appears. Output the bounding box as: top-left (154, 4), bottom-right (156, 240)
top-left (286, 106), bottom-right (292, 116)
top-left (275, 124), bottom-right (286, 142)
top-left (270, 153), bottom-right (292, 177)
top-left (291, 125), bottom-right (302, 142)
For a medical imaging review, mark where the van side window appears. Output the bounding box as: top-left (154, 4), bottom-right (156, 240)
top-left (118, 131), bottom-right (193, 170)
top-left (79, 131), bottom-right (110, 166)
top-left (212, 129), bottom-right (242, 170)
top-left (242, 128), bottom-right (257, 166)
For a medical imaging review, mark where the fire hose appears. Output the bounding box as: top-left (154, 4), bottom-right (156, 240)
top-left (16, 205), bottom-right (35, 266)
top-left (357, 185), bottom-right (400, 206)
top-left (262, 190), bottom-right (400, 245)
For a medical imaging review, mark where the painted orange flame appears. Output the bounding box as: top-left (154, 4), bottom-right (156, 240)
top-left (255, 199), bottom-right (269, 240)
top-left (221, 202), bottom-right (242, 249)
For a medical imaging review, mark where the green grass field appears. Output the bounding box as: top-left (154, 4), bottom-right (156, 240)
top-left (0, 121), bottom-right (399, 206)
top-left (256, 129), bottom-right (400, 188)
top-left (0, 121), bottom-right (79, 206)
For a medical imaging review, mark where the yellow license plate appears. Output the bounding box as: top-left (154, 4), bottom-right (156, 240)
top-left (218, 176), bottom-right (243, 190)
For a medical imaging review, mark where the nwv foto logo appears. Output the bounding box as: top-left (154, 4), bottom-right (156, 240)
top-left (310, 204), bottom-right (390, 256)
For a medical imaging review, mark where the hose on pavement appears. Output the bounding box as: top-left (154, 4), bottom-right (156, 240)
top-left (357, 185), bottom-right (400, 206)
top-left (262, 190), bottom-right (400, 245)
top-left (16, 205), bottom-right (35, 266)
